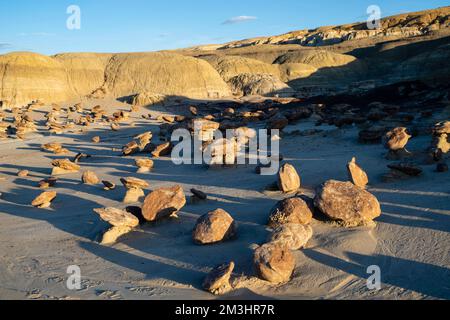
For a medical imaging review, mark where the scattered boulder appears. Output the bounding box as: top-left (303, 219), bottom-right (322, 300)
top-left (268, 223), bottom-right (313, 250)
top-left (93, 207), bottom-right (139, 245)
top-left (433, 133), bottom-right (450, 154)
top-left (82, 170), bottom-right (100, 185)
top-left (253, 243), bottom-right (295, 284)
top-left (384, 127), bottom-right (411, 151)
top-left (31, 191), bottom-right (57, 208)
top-left (135, 158), bottom-right (154, 173)
top-left (17, 170), bottom-right (29, 177)
top-left (38, 177), bottom-right (57, 189)
top-left (122, 141), bottom-right (140, 156)
top-left (268, 197), bottom-right (313, 228)
top-left (433, 121), bottom-right (450, 135)
top-left (191, 188), bottom-right (207, 200)
top-left (102, 180), bottom-right (116, 191)
top-left (203, 262), bottom-right (235, 295)
top-left (387, 162), bottom-right (422, 176)
top-left (193, 209), bottom-right (236, 245)
top-left (120, 177), bottom-right (149, 203)
top-left (41, 142), bottom-right (69, 154)
top-left (73, 152), bottom-right (91, 164)
top-left (141, 185), bottom-right (186, 221)
top-left (347, 157), bottom-right (369, 188)
top-left (152, 142), bottom-right (173, 158)
top-left (314, 180), bottom-right (381, 226)
top-left (277, 163), bottom-right (301, 193)
top-left (51, 159), bottom-right (80, 175)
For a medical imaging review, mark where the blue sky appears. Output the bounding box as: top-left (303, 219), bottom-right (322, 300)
top-left (1, 0), bottom-right (449, 55)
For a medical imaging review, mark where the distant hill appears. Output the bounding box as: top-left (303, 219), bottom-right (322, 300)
top-left (1, 6), bottom-right (449, 107)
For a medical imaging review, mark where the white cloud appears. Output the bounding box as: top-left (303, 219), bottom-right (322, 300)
top-left (222, 15), bottom-right (257, 25)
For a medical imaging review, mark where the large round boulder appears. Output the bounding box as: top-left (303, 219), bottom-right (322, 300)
top-left (268, 197), bottom-right (313, 228)
top-left (253, 243), bottom-right (295, 284)
top-left (193, 209), bottom-right (236, 245)
top-left (314, 180), bottom-right (381, 226)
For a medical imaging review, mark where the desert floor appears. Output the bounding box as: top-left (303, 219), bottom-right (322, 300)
top-left (0, 98), bottom-right (449, 300)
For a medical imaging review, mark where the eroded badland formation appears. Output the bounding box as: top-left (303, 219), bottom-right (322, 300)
top-left (0, 7), bottom-right (449, 300)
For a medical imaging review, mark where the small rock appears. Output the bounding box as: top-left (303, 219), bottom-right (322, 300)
top-left (387, 163), bottom-right (422, 176)
top-left (347, 157), bottom-right (368, 188)
top-left (17, 170), bottom-right (29, 177)
top-left (193, 209), bottom-right (236, 245)
top-left (82, 171), bottom-right (100, 185)
top-left (92, 136), bottom-right (101, 143)
top-left (39, 177), bottom-right (57, 189)
top-left (203, 262), bottom-right (235, 295)
top-left (151, 142), bottom-right (173, 158)
top-left (268, 223), bottom-right (313, 250)
top-left (51, 159), bottom-right (80, 175)
top-left (253, 243), bottom-right (295, 284)
top-left (277, 163), bottom-right (301, 193)
top-left (31, 191), bottom-right (57, 208)
top-left (314, 180), bottom-right (381, 227)
top-left (135, 158), bottom-right (154, 173)
top-left (120, 177), bottom-right (149, 203)
top-left (73, 152), bottom-right (92, 164)
top-left (384, 127), bottom-right (411, 151)
top-left (93, 207), bottom-right (139, 228)
top-left (191, 188), bottom-right (207, 200)
top-left (141, 185), bottom-right (186, 221)
top-left (122, 141), bottom-right (140, 156)
top-left (102, 180), bottom-right (116, 190)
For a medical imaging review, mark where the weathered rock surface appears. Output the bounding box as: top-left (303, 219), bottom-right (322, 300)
top-left (314, 180), bottom-right (381, 226)
top-left (385, 127), bottom-right (411, 151)
top-left (31, 191), bottom-right (57, 208)
top-left (82, 171), bottom-right (100, 185)
top-left (120, 177), bottom-right (149, 203)
top-left (253, 243), bottom-right (295, 284)
top-left (268, 223), bottom-right (313, 250)
top-left (142, 185), bottom-right (186, 221)
top-left (347, 157), bottom-right (369, 188)
top-left (202, 262), bottom-right (235, 295)
top-left (268, 197), bottom-right (313, 228)
top-left (277, 163), bottom-right (301, 193)
top-left (93, 207), bottom-right (139, 228)
top-left (135, 158), bottom-right (154, 173)
top-left (193, 209), bottom-right (236, 245)
top-left (51, 159), bottom-right (80, 175)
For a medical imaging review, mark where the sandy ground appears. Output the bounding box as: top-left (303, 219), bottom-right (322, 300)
top-left (0, 98), bottom-right (449, 300)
